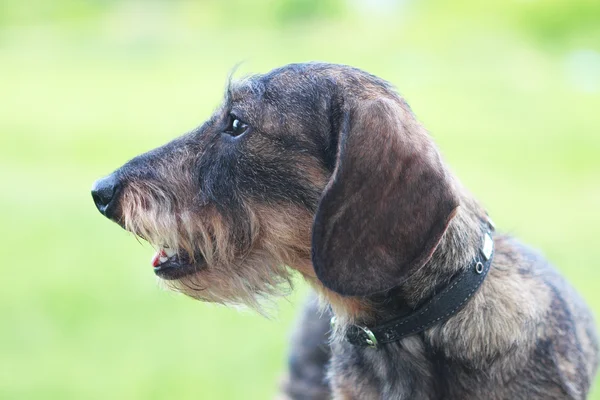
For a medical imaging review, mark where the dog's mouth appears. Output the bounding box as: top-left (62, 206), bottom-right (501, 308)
top-left (151, 247), bottom-right (204, 280)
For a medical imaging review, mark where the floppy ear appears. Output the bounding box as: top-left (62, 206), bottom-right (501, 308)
top-left (311, 97), bottom-right (459, 296)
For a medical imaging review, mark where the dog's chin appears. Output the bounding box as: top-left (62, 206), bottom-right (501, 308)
top-left (152, 248), bottom-right (205, 280)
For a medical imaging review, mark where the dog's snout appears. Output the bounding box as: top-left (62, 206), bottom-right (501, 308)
top-left (91, 174), bottom-right (121, 220)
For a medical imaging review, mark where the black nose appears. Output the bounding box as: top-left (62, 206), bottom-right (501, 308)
top-left (91, 174), bottom-right (121, 219)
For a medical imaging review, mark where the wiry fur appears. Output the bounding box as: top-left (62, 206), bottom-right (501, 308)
top-left (122, 180), bottom-right (313, 310)
top-left (92, 62), bottom-right (599, 399)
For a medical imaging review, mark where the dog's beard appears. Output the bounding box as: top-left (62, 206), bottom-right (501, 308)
top-left (162, 256), bottom-right (294, 314)
top-left (120, 183), bottom-right (296, 313)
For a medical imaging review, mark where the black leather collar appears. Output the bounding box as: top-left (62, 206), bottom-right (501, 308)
top-left (343, 223), bottom-right (495, 348)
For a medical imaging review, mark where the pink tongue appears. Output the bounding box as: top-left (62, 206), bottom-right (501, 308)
top-left (152, 249), bottom-right (167, 267)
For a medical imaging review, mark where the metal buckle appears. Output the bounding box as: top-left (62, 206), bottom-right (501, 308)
top-left (358, 326), bottom-right (378, 348)
top-left (482, 232), bottom-right (493, 261)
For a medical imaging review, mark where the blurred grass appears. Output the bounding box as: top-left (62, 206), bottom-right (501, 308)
top-left (1, 0), bottom-right (599, 399)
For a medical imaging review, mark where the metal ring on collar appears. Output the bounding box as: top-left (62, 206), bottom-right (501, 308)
top-left (475, 261), bottom-right (484, 274)
top-left (358, 326), bottom-right (378, 348)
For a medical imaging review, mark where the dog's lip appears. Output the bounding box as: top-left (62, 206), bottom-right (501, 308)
top-left (152, 248), bottom-right (204, 280)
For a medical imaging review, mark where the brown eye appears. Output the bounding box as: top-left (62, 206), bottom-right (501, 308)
top-left (225, 115), bottom-right (249, 137)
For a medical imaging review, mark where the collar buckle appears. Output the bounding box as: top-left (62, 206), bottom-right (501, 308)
top-left (358, 326), bottom-right (378, 348)
top-left (482, 232), bottom-right (493, 261)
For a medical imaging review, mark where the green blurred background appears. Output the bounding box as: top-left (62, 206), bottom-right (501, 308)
top-left (1, 0), bottom-right (599, 398)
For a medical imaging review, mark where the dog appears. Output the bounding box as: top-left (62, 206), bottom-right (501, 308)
top-left (92, 62), bottom-right (599, 399)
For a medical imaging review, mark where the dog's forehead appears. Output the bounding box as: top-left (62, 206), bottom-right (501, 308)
top-left (222, 63), bottom-right (401, 136)
top-left (227, 63), bottom-right (399, 111)
top-left (228, 76), bottom-right (264, 103)
top-left (225, 74), bottom-right (328, 127)
top-left (228, 64), bottom-right (343, 104)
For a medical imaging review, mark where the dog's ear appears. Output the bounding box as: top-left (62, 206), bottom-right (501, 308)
top-left (312, 97), bottom-right (459, 296)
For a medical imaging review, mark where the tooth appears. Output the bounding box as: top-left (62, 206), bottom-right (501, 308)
top-left (151, 250), bottom-right (167, 267)
top-left (164, 248), bottom-right (177, 258)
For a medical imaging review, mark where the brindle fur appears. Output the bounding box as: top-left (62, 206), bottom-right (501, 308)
top-left (93, 63), bottom-right (599, 399)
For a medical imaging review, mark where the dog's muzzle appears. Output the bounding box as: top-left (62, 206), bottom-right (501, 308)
top-left (92, 173), bottom-right (205, 280)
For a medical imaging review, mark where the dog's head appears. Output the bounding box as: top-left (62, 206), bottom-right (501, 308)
top-left (92, 63), bottom-right (459, 308)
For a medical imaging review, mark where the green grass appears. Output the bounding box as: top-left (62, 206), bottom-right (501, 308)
top-left (1, 1), bottom-right (599, 398)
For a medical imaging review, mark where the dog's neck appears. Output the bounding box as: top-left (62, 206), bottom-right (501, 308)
top-left (308, 188), bottom-right (487, 329)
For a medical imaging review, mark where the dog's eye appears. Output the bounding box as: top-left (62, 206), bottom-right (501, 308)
top-left (224, 115), bottom-right (249, 137)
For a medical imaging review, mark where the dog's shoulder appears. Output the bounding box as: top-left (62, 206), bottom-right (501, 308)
top-left (479, 235), bottom-right (598, 398)
top-left (503, 236), bottom-right (600, 399)
top-left (494, 235), bottom-right (597, 340)
top-left (423, 235), bottom-right (598, 398)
